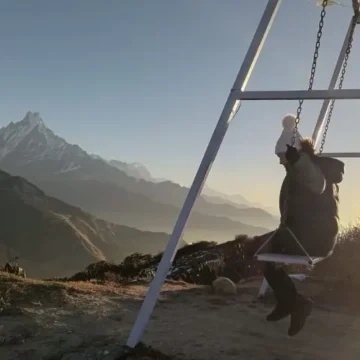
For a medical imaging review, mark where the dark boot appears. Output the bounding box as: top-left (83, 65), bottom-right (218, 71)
top-left (288, 295), bottom-right (313, 336)
top-left (266, 303), bottom-right (291, 322)
top-left (264, 262), bottom-right (296, 322)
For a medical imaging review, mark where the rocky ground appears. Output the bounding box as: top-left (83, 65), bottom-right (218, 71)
top-left (3, 227), bottom-right (360, 360)
top-left (62, 236), bottom-right (271, 286)
top-left (2, 271), bottom-right (360, 360)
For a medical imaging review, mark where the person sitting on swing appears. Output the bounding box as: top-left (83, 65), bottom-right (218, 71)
top-left (265, 114), bottom-right (344, 336)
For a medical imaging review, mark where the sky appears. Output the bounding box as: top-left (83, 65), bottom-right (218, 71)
top-left (0, 0), bottom-right (359, 225)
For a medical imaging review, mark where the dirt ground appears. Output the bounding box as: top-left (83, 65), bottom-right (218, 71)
top-left (1, 273), bottom-right (360, 360)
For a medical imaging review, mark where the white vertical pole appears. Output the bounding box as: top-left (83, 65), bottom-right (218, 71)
top-left (311, 17), bottom-right (355, 148)
top-left (126, 0), bottom-right (282, 348)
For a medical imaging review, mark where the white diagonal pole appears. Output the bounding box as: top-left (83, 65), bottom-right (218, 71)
top-left (312, 16), bottom-right (358, 148)
top-left (126, 0), bottom-right (283, 348)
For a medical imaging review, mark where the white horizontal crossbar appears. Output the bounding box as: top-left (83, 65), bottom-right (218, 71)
top-left (321, 152), bottom-right (360, 158)
top-left (254, 253), bottom-right (324, 265)
top-left (234, 89), bottom-right (360, 100)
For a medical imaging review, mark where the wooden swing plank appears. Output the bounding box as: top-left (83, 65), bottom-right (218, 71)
top-left (254, 253), bottom-right (324, 265)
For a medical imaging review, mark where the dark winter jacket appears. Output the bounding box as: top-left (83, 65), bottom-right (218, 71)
top-left (279, 153), bottom-right (344, 257)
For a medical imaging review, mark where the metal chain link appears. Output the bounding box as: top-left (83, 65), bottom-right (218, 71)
top-left (281, 1), bottom-right (328, 226)
top-left (291, 0), bottom-right (328, 147)
top-left (318, 14), bottom-right (358, 154)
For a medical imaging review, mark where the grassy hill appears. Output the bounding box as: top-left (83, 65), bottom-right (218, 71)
top-left (0, 169), bottom-right (178, 278)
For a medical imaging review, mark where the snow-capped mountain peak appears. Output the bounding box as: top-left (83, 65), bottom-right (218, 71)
top-left (0, 111), bottom-right (86, 171)
top-left (0, 111), bottom-right (153, 182)
top-left (21, 111), bottom-right (44, 128)
top-left (0, 112), bottom-right (46, 160)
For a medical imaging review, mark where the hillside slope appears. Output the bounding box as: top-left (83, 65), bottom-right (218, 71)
top-left (32, 178), bottom-right (270, 241)
top-left (0, 169), bottom-right (174, 278)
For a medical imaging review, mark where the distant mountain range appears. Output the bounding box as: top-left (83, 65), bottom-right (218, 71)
top-left (89, 154), bottom-right (154, 183)
top-left (0, 169), bottom-right (175, 278)
top-left (0, 112), bottom-right (277, 242)
top-left (201, 185), bottom-right (279, 216)
top-left (104, 159), bottom-right (270, 213)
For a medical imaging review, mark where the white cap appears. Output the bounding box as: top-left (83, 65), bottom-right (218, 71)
top-left (275, 114), bottom-right (303, 155)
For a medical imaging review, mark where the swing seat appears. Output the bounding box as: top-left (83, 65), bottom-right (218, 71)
top-left (255, 252), bottom-right (333, 298)
top-left (254, 253), bottom-right (327, 265)
top-left (254, 226), bottom-right (334, 298)
top-left (253, 226), bottom-right (333, 265)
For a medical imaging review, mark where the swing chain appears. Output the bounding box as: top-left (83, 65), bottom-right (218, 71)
top-left (284, 1), bottom-right (328, 226)
top-left (291, 0), bottom-right (328, 147)
top-left (318, 14), bottom-right (358, 154)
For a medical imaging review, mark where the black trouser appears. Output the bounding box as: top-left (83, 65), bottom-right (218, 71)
top-left (264, 262), bottom-right (298, 310)
top-left (262, 228), bottom-right (305, 309)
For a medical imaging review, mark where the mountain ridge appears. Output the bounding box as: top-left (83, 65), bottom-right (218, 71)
top-left (0, 112), bottom-right (277, 240)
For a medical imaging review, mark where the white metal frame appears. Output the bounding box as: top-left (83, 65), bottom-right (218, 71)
top-left (234, 89), bottom-right (360, 100)
top-left (126, 0), bottom-right (359, 348)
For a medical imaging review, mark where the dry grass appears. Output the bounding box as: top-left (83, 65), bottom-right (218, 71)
top-left (0, 270), bottom-right (130, 310)
top-left (0, 270), bottom-right (197, 359)
top-left (313, 222), bottom-right (360, 283)
top-left (0, 270), bottom-right (197, 310)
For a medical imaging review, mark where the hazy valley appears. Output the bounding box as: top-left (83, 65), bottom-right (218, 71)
top-left (0, 111), bottom-right (278, 276)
